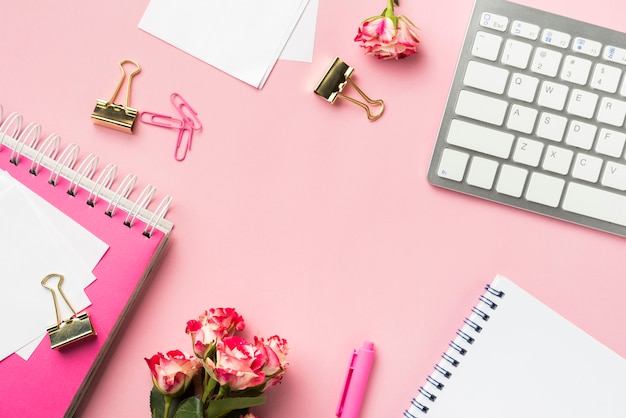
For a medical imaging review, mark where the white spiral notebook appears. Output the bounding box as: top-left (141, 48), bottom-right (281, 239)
top-left (404, 275), bottom-right (626, 417)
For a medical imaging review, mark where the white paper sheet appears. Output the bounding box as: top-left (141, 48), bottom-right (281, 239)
top-left (0, 171), bottom-right (108, 361)
top-left (138, 0), bottom-right (313, 88)
top-left (280, 0), bottom-right (318, 62)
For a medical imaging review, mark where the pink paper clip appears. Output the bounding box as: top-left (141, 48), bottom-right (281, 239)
top-left (139, 111), bottom-right (184, 129)
top-left (175, 124), bottom-right (193, 162)
top-left (171, 92), bottom-right (202, 131)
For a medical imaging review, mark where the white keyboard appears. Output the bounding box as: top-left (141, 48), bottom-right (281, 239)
top-left (427, 0), bottom-right (626, 237)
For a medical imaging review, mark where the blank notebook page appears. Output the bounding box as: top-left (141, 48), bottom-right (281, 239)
top-left (406, 275), bottom-right (626, 417)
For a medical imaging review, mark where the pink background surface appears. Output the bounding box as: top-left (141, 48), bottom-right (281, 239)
top-left (2, 0), bottom-right (626, 417)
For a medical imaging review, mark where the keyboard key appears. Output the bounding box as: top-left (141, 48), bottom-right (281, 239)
top-left (446, 119), bottom-right (514, 159)
top-left (560, 56), bottom-right (592, 85)
top-left (513, 137), bottom-right (544, 167)
top-left (455, 90), bottom-right (508, 125)
top-left (603, 45), bottom-right (626, 65)
top-left (463, 61), bottom-right (509, 94)
top-left (541, 28), bottom-right (571, 48)
top-left (563, 182), bottom-right (626, 226)
top-left (573, 37), bottom-right (602, 57)
top-left (601, 161), bottom-right (626, 191)
top-left (597, 97), bottom-right (626, 126)
top-left (507, 73), bottom-right (539, 102)
top-left (437, 148), bottom-right (469, 181)
top-left (496, 164), bottom-right (528, 197)
top-left (531, 47), bottom-right (562, 77)
top-left (595, 128), bottom-right (626, 158)
top-left (571, 153), bottom-right (602, 183)
top-left (467, 156), bottom-right (499, 189)
top-left (525, 172), bottom-right (565, 207)
top-left (480, 12), bottom-right (508, 32)
top-left (590, 63), bottom-right (621, 93)
top-left (501, 39), bottom-right (532, 69)
top-left (538, 81), bottom-right (569, 110)
top-left (542, 145), bottom-right (573, 175)
top-left (536, 112), bottom-right (567, 142)
top-left (564, 120), bottom-right (596, 149)
top-left (510, 20), bottom-right (539, 40)
top-left (506, 104), bottom-right (537, 133)
top-left (471, 31), bottom-right (503, 61)
top-left (566, 89), bottom-right (598, 118)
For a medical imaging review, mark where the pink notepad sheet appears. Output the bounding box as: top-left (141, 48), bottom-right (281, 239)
top-left (0, 145), bottom-right (167, 418)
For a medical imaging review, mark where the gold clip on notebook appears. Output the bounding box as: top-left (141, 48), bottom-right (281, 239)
top-left (314, 57), bottom-right (384, 121)
top-left (91, 59), bottom-right (141, 133)
top-left (41, 273), bottom-right (96, 349)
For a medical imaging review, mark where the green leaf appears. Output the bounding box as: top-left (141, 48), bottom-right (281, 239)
top-left (150, 388), bottom-right (166, 418)
top-left (173, 397), bottom-right (204, 418)
top-left (202, 377), bottom-right (219, 403)
top-left (205, 396), bottom-right (267, 418)
top-left (150, 388), bottom-right (186, 418)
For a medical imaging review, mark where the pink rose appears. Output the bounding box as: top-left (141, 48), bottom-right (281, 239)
top-left (145, 350), bottom-right (202, 397)
top-left (254, 336), bottom-right (289, 387)
top-left (355, 0), bottom-right (420, 60)
top-left (240, 413), bottom-right (259, 418)
top-left (207, 336), bottom-right (267, 391)
top-left (186, 308), bottom-right (245, 358)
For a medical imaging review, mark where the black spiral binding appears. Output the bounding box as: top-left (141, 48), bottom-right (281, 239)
top-left (403, 284), bottom-right (506, 418)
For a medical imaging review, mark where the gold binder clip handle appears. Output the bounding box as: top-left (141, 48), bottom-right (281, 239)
top-left (105, 59), bottom-right (141, 111)
top-left (314, 57), bottom-right (385, 121)
top-left (41, 273), bottom-right (96, 349)
top-left (91, 59), bottom-right (141, 133)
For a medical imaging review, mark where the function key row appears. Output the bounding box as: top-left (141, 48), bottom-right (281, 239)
top-left (471, 32), bottom-right (626, 95)
top-left (479, 11), bottom-right (626, 64)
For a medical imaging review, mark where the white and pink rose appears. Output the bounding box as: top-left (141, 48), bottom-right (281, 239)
top-left (145, 350), bottom-right (202, 397)
top-left (355, 0), bottom-right (420, 60)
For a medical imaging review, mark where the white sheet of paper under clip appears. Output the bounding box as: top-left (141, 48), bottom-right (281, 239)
top-left (138, 0), bottom-right (312, 89)
top-left (0, 171), bottom-right (108, 361)
top-left (5, 171), bottom-right (109, 286)
top-left (6, 169), bottom-right (109, 360)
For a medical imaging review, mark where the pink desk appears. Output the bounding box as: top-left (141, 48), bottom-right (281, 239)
top-left (2, 1), bottom-right (626, 417)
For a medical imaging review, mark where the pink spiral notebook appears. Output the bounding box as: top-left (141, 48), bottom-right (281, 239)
top-left (0, 107), bottom-right (173, 418)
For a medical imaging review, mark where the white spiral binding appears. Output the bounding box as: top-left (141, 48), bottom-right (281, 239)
top-left (0, 112), bottom-right (23, 149)
top-left (10, 121), bottom-right (41, 165)
top-left (143, 195), bottom-right (173, 238)
top-left (87, 162), bottom-right (117, 207)
top-left (29, 133), bottom-right (61, 175)
top-left (67, 153), bottom-right (99, 197)
top-left (0, 107), bottom-right (173, 235)
top-left (105, 173), bottom-right (137, 217)
top-left (124, 184), bottom-right (155, 228)
top-left (48, 143), bottom-right (80, 186)
top-left (403, 284), bottom-right (505, 418)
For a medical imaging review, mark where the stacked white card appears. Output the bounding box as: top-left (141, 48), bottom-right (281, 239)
top-left (138, 0), bottom-right (317, 88)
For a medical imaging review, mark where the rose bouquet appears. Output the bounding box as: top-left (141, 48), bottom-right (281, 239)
top-left (145, 308), bottom-right (289, 418)
top-left (354, 0), bottom-right (421, 60)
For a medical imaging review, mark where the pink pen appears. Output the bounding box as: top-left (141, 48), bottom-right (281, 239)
top-left (336, 341), bottom-right (375, 418)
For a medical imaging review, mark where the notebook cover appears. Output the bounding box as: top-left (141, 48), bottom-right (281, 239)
top-left (0, 145), bottom-right (169, 418)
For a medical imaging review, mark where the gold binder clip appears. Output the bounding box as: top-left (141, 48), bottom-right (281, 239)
top-left (314, 57), bottom-right (384, 121)
top-left (41, 273), bottom-right (96, 349)
top-left (91, 59), bottom-right (141, 133)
